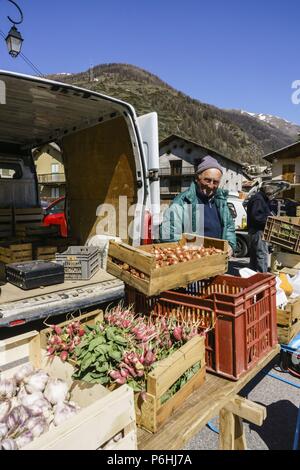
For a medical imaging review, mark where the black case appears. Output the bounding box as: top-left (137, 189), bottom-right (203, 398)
top-left (6, 260), bottom-right (64, 290)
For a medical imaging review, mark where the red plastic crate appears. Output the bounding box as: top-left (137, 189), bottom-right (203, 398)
top-left (125, 273), bottom-right (278, 380)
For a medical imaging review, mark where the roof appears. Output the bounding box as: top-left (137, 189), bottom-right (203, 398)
top-left (0, 70), bottom-right (137, 149)
top-left (159, 133), bottom-right (245, 171)
top-left (263, 141), bottom-right (300, 163)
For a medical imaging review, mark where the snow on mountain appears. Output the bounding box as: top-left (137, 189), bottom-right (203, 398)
top-left (239, 110), bottom-right (300, 137)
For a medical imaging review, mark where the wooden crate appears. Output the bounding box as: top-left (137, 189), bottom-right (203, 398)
top-left (0, 243), bottom-right (32, 264)
top-left (135, 335), bottom-right (206, 433)
top-left (277, 296), bottom-right (300, 344)
top-left (107, 234), bottom-right (228, 296)
top-left (264, 216), bottom-right (300, 254)
top-left (40, 310), bottom-right (206, 434)
top-left (0, 326), bottom-right (137, 450)
top-left (271, 250), bottom-right (300, 272)
top-left (16, 224), bottom-right (59, 237)
top-left (34, 245), bottom-right (57, 261)
top-left (0, 208), bottom-right (13, 238)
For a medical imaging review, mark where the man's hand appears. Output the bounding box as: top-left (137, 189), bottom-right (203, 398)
top-left (228, 246), bottom-right (233, 258)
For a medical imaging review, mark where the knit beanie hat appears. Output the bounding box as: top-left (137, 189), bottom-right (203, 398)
top-left (196, 155), bottom-right (223, 175)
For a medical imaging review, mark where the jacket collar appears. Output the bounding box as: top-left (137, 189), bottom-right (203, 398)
top-left (184, 182), bottom-right (228, 203)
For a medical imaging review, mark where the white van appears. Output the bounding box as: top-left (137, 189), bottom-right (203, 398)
top-left (0, 71), bottom-right (160, 327)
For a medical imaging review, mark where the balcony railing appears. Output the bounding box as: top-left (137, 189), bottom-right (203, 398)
top-left (159, 167), bottom-right (195, 176)
top-left (37, 173), bottom-right (66, 184)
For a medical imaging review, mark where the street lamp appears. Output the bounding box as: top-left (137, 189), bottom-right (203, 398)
top-left (5, 0), bottom-right (24, 58)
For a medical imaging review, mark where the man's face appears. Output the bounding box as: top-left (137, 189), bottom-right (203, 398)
top-left (196, 168), bottom-right (222, 198)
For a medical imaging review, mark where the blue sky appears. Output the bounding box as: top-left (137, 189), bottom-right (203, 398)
top-left (1, 0), bottom-right (300, 124)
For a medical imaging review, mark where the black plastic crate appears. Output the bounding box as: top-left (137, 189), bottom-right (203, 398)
top-left (6, 260), bottom-right (64, 290)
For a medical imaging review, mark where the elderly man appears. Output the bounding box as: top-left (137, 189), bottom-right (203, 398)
top-left (160, 155), bottom-right (236, 255)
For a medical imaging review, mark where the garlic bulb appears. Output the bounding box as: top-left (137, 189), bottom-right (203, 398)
top-left (20, 391), bottom-right (43, 408)
top-left (53, 402), bottom-right (78, 426)
top-left (0, 379), bottom-right (16, 400)
top-left (24, 416), bottom-right (48, 438)
top-left (24, 370), bottom-right (49, 393)
top-left (0, 422), bottom-right (8, 439)
top-left (0, 400), bottom-right (11, 422)
top-left (44, 379), bottom-right (69, 405)
top-left (15, 430), bottom-right (34, 449)
top-left (25, 398), bottom-right (51, 418)
top-left (14, 364), bottom-right (34, 384)
top-left (6, 406), bottom-right (29, 431)
top-left (1, 438), bottom-right (18, 450)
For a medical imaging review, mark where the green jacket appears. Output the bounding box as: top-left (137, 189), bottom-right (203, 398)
top-left (160, 182), bottom-right (236, 249)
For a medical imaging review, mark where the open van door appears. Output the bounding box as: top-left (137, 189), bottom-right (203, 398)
top-left (136, 112), bottom-right (160, 243)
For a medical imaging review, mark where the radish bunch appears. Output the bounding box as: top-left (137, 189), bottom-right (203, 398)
top-left (46, 320), bottom-right (85, 363)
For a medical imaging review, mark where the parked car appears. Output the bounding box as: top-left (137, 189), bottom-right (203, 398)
top-left (42, 196), bottom-right (68, 237)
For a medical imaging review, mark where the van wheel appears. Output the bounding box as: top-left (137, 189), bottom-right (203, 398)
top-left (234, 236), bottom-right (248, 258)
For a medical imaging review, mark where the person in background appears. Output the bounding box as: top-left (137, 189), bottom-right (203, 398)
top-left (160, 155), bottom-right (236, 255)
top-left (246, 185), bottom-right (274, 273)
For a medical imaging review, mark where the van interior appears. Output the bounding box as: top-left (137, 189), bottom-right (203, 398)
top-left (0, 72), bottom-right (146, 311)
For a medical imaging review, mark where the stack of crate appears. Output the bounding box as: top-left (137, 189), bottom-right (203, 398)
top-left (34, 246), bottom-right (57, 261)
top-left (0, 243), bottom-right (32, 264)
top-left (14, 207), bottom-right (59, 237)
top-left (0, 208), bottom-right (13, 240)
top-left (107, 234), bottom-right (278, 382)
top-left (264, 216), bottom-right (300, 343)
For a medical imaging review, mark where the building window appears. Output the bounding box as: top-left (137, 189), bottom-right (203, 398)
top-left (169, 177), bottom-right (181, 194)
top-left (0, 163), bottom-right (22, 179)
top-left (282, 164), bottom-right (295, 183)
top-left (51, 163), bottom-right (59, 174)
top-left (170, 160), bottom-right (182, 176)
top-left (51, 187), bottom-right (59, 198)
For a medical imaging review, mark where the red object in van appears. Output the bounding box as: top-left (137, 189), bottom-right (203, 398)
top-left (42, 196), bottom-right (68, 237)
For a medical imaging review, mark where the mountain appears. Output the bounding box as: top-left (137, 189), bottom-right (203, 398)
top-left (237, 110), bottom-right (300, 139)
top-left (47, 63), bottom-right (299, 164)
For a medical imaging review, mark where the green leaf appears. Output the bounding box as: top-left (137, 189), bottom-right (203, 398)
top-left (94, 344), bottom-right (110, 355)
top-left (82, 372), bottom-right (95, 383)
top-left (127, 379), bottom-right (142, 392)
top-left (106, 328), bottom-right (117, 342)
top-left (108, 349), bottom-right (122, 362)
top-left (96, 362), bottom-right (109, 373)
top-left (81, 354), bottom-right (94, 371)
top-left (113, 335), bottom-right (128, 346)
top-left (88, 336), bottom-right (106, 351)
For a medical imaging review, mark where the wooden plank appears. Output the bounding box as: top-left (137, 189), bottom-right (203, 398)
top-left (0, 330), bottom-right (40, 378)
top-left (14, 207), bottom-right (43, 214)
top-left (234, 415), bottom-right (247, 450)
top-left (36, 246), bottom-right (57, 255)
top-left (137, 345), bottom-right (279, 449)
top-left (147, 335), bottom-right (204, 397)
top-left (156, 366), bottom-right (206, 431)
top-left (109, 240), bottom-right (153, 273)
top-left (224, 395), bottom-right (266, 426)
top-left (278, 320), bottom-right (300, 344)
top-left (219, 408), bottom-right (235, 450)
top-left (104, 428), bottom-right (137, 450)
